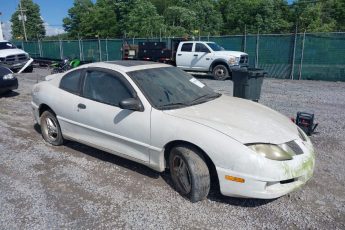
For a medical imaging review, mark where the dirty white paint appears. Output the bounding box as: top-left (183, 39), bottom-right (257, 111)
top-left (31, 62), bottom-right (315, 199)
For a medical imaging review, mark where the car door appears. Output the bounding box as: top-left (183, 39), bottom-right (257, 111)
top-left (55, 69), bottom-right (86, 138)
top-left (74, 68), bottom-right (151, 162)
top-left (176, 42), bottom-right (194, 70)
top-left (191, 43), bottom-right (213, 71)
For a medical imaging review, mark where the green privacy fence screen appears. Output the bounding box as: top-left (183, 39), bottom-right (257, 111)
top-left (13, 32), bottom-right (345, 81)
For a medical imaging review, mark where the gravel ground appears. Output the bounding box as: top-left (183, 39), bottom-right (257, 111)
top-left (0, 68), bottom-right (344, 229)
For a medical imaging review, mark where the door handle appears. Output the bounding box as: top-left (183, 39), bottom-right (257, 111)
top-left (194, 54), bottom-right (198, 57)
top-left (78, 103), bottom-right (86, 109)
top-left (206, 58), bottom-right (210, 60)
top-left (177, 54), bottom-right (182, 56)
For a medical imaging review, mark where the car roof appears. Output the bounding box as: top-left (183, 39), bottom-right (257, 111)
top-left (79, 61), bottom-right (171, 73)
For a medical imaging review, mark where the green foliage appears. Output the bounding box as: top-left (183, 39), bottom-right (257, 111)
top-left (10, 0), bottom-right (45, 40)
top-left (63, 0), bottom-right (94, 38)
top-left (293, 0), bottom-right (337, 32)
top-left (219, 0), bottom-right (292, 34)
top-left (61, 0), bottom-right (345, 39)
top-left (164, 6), bottom-right (197, 36)
top-left (81, 0), bottom-right (118, 38)
top-left (124, 0), bottom-right (165, 37)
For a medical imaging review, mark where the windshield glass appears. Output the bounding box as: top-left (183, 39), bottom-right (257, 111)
top-left (206, 42), bottom-right (224, 51)
top-left (0, 42), bottom-right (16, 50)
top-left (128, 67), bottom-right (221, 110)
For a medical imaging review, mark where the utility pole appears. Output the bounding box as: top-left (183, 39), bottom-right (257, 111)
top-left (19, 0), bottom-right (28, 41)
top-left (0, 12), bottom-right (4, 40)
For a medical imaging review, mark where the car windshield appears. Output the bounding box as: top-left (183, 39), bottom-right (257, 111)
top-left (207, 42), bottom-right (224, 51)
top-left (0, 42), bottom-right (16, 50)
top-left (128, 67), bottom-right (221, 110)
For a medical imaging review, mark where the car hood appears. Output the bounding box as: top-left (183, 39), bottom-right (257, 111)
top-left (215, 51), bottom-right (247, 57)
top-left (164, 95), bottom-right (299, 144)
top-left (0, 48), bottom-right (28, 57)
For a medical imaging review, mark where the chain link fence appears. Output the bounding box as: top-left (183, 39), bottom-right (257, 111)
top-left (13, 32), bottom-right (345, 81)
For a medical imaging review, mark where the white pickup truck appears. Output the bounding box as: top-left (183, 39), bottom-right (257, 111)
top-left (0, 40), bottom-right (33, 72)
top-left (176, 41), bottom-right (248, 80)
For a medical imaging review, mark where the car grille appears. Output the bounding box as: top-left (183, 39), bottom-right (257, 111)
top-left (286, 140), bottom-right (304, 155)
top-left (5, 54), bottom-right (28, 63)
top-left (239, 55), bottom-right (248, 64)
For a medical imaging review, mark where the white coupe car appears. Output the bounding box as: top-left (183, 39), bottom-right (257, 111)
top-left (31, 61), bottom-right (315, 202)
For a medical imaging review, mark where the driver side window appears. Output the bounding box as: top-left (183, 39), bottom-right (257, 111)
top-left (195, 43), bottom-right (210, 53)
top-left (83, 70), bottom-right (132, 106)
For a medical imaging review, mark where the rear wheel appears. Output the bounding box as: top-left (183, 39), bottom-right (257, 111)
top-left (212, 64), bottom-right (229, 80)
top-left (40, 110), bottom-right (64, 145)
top-left (169, 145), bottom-right (210, 202)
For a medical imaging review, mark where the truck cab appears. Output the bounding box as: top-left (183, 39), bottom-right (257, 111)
top-left (0, 40), bottom-right (32, 72)
top-left (176, 41), bottom-right (248, 80)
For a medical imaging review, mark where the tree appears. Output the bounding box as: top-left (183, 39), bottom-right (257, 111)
top-left (81, 0), bottom-right (118, 38)
top-left (63, 0), bottom-right (94, 38)
top-left (124, 0), bottom-right (165, 37)
top-left (164, 6), bottom-right (197, 36)
top-left (190, 0), bottom-right (223, 36)
top-left (10, 0), bottom-right (45, 40)
top-left (293, 0), bottom-right (337, 32)
top-left (219, 0), bottom-right (292, 34)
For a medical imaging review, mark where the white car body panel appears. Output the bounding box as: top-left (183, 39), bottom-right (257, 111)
top-left (31, 62), bottom-right (315, 199)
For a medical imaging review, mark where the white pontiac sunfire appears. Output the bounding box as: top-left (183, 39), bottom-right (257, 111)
top-left (31, 61), bottom-right (315, 202)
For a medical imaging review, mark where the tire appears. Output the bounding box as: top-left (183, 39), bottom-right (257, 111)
top-left (40, 110), bottom-right (64, 146)
top-left (169, 145), bottom-right (210, 202)
top-left (212, 64), bottom-right (229, 80)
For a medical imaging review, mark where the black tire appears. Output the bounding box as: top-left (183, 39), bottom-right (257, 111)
top-left (169, 145), bottom-right (210, 202)
top-left (40, 110), bottom-right (64, 146)
top-left (212, 64), bottom-right (229, 80)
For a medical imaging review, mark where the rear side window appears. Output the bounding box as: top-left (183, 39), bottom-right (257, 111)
top-left (60, 70), bottom-right (82, 94)
top-left (83, 70), bottom-right (132, 106)
top-left (181, 43), bottom-right (193, 52)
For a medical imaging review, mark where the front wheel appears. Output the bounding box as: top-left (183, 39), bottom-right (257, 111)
top-left (40, 110), bottom-right (64, 146)
top-left (169, 146), bottom-right (210, 202)
top-left (212, 64), bottom-right (229, 80)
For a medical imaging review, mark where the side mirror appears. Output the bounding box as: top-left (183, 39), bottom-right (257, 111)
top-left (119, 98), bottom-right (143, 111)
top-left (17, 45), bottom-right (22, 49)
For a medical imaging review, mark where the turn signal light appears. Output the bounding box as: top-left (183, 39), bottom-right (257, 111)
top-left (225, 175), bottom-right (245, 183)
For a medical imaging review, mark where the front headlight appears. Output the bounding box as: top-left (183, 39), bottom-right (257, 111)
top-left (228, 56), bottom-right (236, 65)
top-left (3, 73), bottom-right (15, 80)
top-left (297, 127), bottom-right (308, 142)
top-left (248, 144), bottom-right (295, 161)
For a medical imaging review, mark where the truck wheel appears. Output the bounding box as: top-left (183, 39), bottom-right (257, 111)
top-left (212, 64), bottom-right (229, 80)
top-left (169, 145), bottom-right (210, 202)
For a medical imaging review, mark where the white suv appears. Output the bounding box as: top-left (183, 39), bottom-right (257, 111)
top-left (176, 41), bottom-right (248, 80)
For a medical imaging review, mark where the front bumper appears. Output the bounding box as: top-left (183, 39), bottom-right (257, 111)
top-left (216, 145), bottom-right (315, 199)
top-left (0, 78), bottom-right (18, 94)
top-left (31, 101), bottom-right (40, 124)
top-left (1, 60), bottom-right (31, 71)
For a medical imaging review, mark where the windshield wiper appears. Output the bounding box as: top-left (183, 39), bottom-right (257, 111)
top-left (158, 102), bottom-right (190, 110)
top-left (190, 93), bottom-right (221, 104)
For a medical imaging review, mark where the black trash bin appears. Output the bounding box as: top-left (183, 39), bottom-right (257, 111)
top-left (232, 67), bottom-right (266, 102)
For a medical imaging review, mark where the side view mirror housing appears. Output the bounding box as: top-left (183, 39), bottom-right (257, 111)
top-left (119, 98), bottom-right (143, 111)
